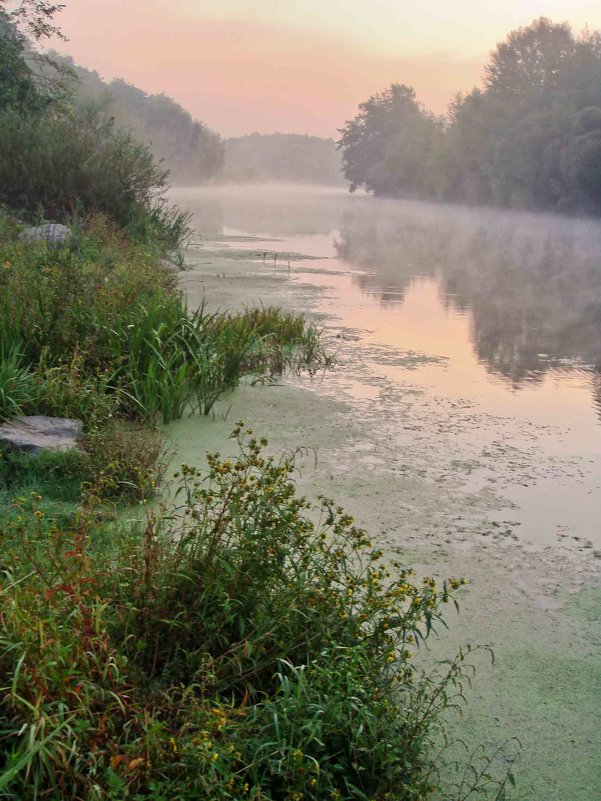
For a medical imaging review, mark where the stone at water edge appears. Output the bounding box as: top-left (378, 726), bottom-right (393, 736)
top-left (160, 257), bottom-right (182, 272)
top-left (0, 416), bottom-right (83, 455)
top-left (18, 223), bottom-right (73, 248)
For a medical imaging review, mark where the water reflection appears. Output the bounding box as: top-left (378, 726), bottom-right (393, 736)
top-left (176, 185), bottom-right (601, 396)
top-left (335, 200), bottom-right (601, 385)
top-left (594, 373), bottom-right (601, 420)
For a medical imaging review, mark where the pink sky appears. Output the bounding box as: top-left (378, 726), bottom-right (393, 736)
top-left (51, 1), bottom-right (601, 139)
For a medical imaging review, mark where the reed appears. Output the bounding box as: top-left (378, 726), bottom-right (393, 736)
top-left (0, 342), bottom-right (34, 422)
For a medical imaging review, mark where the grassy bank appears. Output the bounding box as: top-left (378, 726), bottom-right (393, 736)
top-left (0, 210), bottom-right (329, 504)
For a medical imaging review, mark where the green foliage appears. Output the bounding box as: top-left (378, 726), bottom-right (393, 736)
top-left (0, 212), bottom-right (330, 509)
top-left (83, 424), bottom-right (167, 502)
top-left (0, 423), bottom-right (165, 505)
top-left (338, 18), bottom-right (601, 214)
top-left (29, 355), bottom-right (119, 430)
top-left (0, 430), bottom-right (515, 801)
top-left (0, 106), bottom-right (190, 245)
top-left (101, 297), bottom-right (329, 422)
top-left (0, 11), bottom-right (44, 113)
top-left (0, 447), bottom-right (87, 501)
top-left (1, 0), bottom-right (66, 44)
top-left (0, 343), bottom-right (34, 421)
top-left (0, 219), bottom-right (175, 369)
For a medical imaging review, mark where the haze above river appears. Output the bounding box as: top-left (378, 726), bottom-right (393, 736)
top-left (174, 184), bottom-right (601, 553)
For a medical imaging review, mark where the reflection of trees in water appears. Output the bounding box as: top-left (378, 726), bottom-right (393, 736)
top-left (335, 200), bottom-right (439, 306)
top-left (335, 200), bottom-right (601, 386)
top-left (593, 373), bottom-right (601, 423)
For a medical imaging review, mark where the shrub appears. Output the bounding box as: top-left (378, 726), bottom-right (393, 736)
top-left (0, 224), bottom-right (330, 426)
top-left (83, 423), bottom-right (167, 502)
top-left (0, 423), bottom-right (165, 505)
top-left (0, 447), bottom-right (86, 501)
top-left (29, 354), bottom-right (119, 429)
top-left (0, 429), bottom-right (516, 800)
top-left (0, 106), bottom-right (190, 247)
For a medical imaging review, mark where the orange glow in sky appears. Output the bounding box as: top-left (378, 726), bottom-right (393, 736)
top-left (51, 1), bottom-right (601, 138)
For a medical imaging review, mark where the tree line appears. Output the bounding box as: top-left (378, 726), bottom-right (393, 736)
top-left (50, 56), bottom-right (224, 185)
top-left (33, 57), bottom-right (343, 187)
top-left (223, 133), bottom-right (343, 185)
top-left (338, 17), bottom-right (601, 215)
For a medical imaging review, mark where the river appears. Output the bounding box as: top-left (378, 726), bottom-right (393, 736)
top-left (168, 184), bottom-right (601, 801)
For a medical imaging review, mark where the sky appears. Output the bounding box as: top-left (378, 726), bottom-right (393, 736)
top-left (50, 1), bottom-right (601, 139)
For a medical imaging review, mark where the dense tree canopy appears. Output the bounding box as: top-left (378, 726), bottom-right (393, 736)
top-left (0, 0), bottom-right (70, 110)
top-left (0, 11), bottom-right (41, 112)
top-left (338, 84), bottom-right (441, 195)
top-left (338, 18), bottom-right (601, 215)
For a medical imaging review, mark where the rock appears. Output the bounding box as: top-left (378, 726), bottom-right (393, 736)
top-left (0, 416), bottom-right (83, 456)
top-left (18, 223), bottom-right (73, 248)
top-left (160, 257), bottom-right (181, 272)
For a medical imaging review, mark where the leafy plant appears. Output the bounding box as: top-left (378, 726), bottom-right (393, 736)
top-left (0, 342), bottom-right (34, 421)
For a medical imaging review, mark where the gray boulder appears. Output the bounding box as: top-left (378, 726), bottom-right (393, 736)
top-left (0, 416), bottom-right (83, 456)
top-left (160, 257), bottom-right (181, 272)
top-left (18, 223), bottom-right (73, 248)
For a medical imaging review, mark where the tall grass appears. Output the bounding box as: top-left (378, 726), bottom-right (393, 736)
top-left (105, 299), bottom-right (238, 422)
top-left (0, 342), bottom-right (34, 421)
top-left (108, 301), bottom-right (331, 422)
top-left (0, 221), bottom-right (331, 426)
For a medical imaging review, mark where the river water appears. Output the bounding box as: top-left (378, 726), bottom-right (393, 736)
top-left (167, 184), bottom-right (601, 800)
top-left (173, 184), bottom-right (601, 553)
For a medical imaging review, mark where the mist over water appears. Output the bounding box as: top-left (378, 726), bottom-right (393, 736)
top-left (178, 184), bottom-right (601, 393)
top-left (174, 184), bottom-right (601, 547)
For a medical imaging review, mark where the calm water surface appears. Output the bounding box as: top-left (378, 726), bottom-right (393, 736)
top-left (173, 185), bottom-right (601, 549)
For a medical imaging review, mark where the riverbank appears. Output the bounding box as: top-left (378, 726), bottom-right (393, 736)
top-left (166, 220), bottom-right (601, 801)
